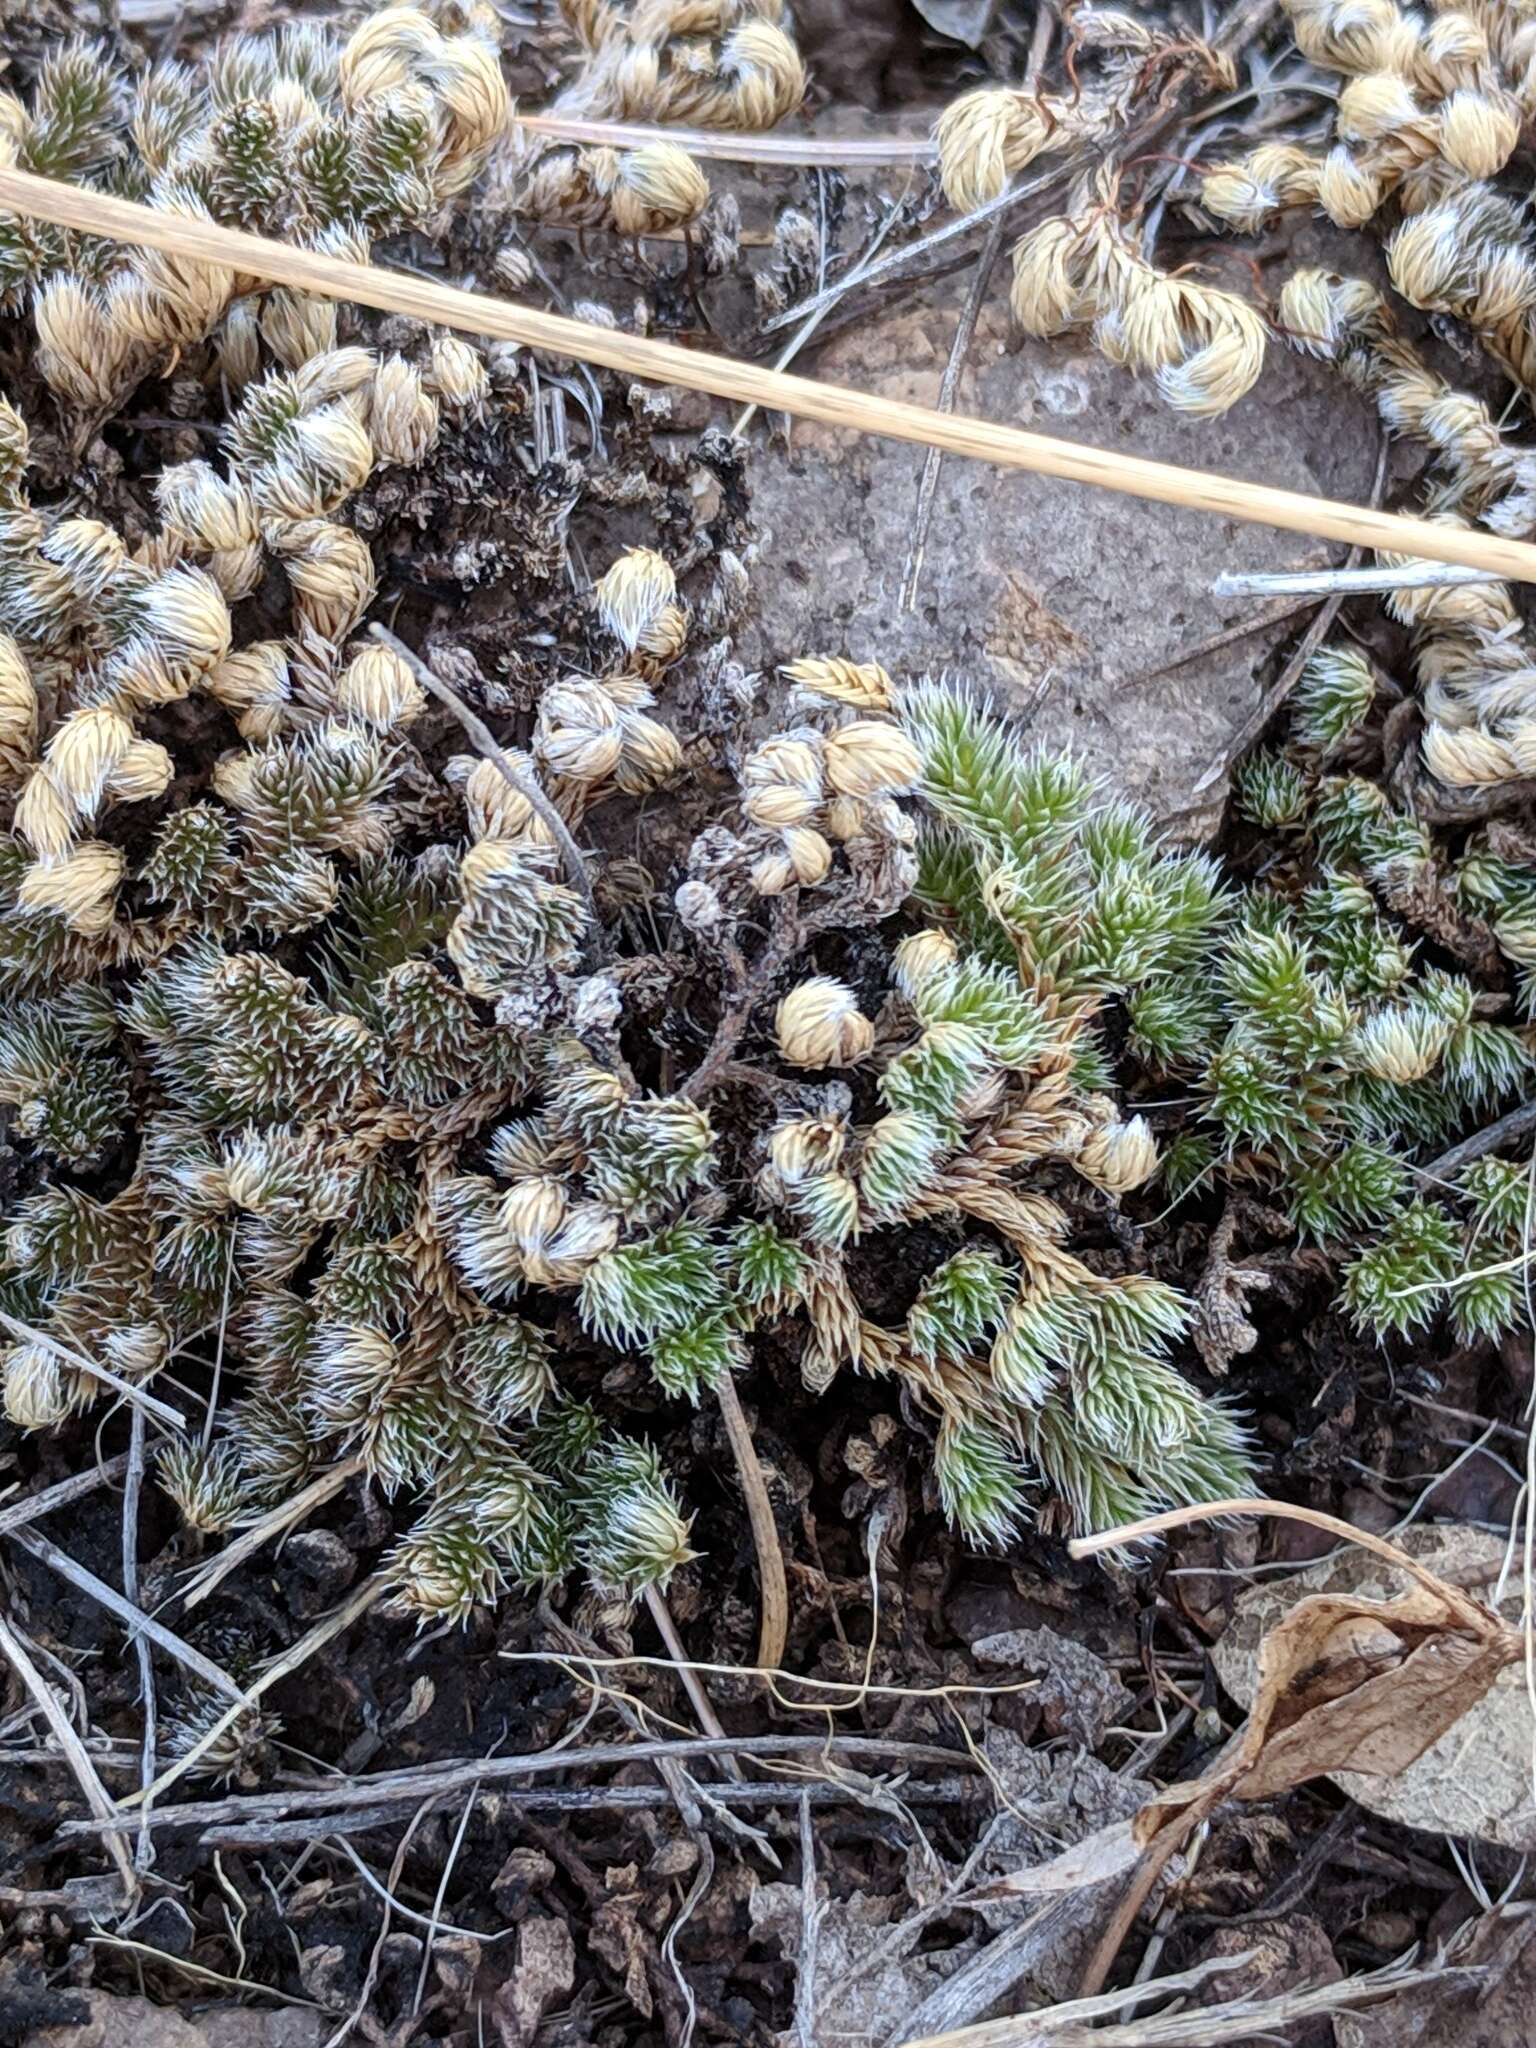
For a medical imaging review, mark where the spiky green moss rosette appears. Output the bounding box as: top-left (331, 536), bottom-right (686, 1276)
top-left (5, 600), bottom-right (1534, 1617)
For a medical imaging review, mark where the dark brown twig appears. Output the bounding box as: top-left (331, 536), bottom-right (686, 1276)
top-left (1126, 598), bottom-right (1322, 695)
top-left (679, 904), bottom-right (800, 1101)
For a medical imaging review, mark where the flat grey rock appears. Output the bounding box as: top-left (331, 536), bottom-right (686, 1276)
top-left (743, 294), bottom-right (1380, 837)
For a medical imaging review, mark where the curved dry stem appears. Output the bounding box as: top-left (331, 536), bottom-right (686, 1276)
top-left (716, 1372), bottom-right (789, 1671)
top-left (1070, 1496), bottom-right (1504, 1633)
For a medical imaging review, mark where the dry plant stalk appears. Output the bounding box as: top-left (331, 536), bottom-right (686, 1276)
top-left (4, 167), bottom-right (1536, 581)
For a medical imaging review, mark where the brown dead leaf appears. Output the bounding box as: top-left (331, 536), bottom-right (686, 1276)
top-left (1024, 1499), bottom-right (1529, 2004)
top-left (1139, 1546), bottom-right (1517, 1844)
top-left (590, 1874), bottom-right (654, 2019)
top-left (492, 1917), bottom-right (576, 2048)
top-left (1063, 1501), bottom-right (1520, 1854)
top-left (1213, 1527), bottom-right (1536, 1849)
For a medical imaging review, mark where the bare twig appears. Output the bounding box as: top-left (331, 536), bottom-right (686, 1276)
top-left (411, 1783), bottom-right (479, 2017)
top-left (889, 1899), bottom-right (1091, 2046)
top-left (122, 1409), bottom-right (156, 1872)
top-left (6, 170), bottom-right (1536, 579)
top-left (324, 1801), bottom-right (435, 2048)
top-left (0, 1454), bottom-right (130, 1539)
top-left (644, 1582), bottom-right (735, 1750)
top-left (197, 1777), bottom-right (974, 1849)
top-left (1213, 561), bottom-right (1505, 598)
top-left (1194, 438), bottom-right (1391, 804)
top-left (89, 1931), bottom-right (325, 2010)
top-left (179, 1455), bottom-right (364, 1612)
top-left (1072, 1496), bottom-right (1499, 1627)
top-left (0, 1612), bottom-right (136, 1902)
top-left (898, 216), bottom-right (1007, 615)
top-left (759, 164), bottom-right (1069, 337)
top-left (124, 1575), bottom-right (387, 1809)
top-left (794, 1793), bottom-right (827, 2048)
top-left (897, 1949), bottom-right (1259, 2048)
top-left (663, 1835), bottom-right (715, 2048)
top-left (734, 176), bottom-right (913, 437)
top-left (1423, 1101), bottom-right (1536, 1181)
top-left (1070, 1819), bottom-right (1187, 2008)
top-left (63, 1732), bottom-right (972, 1837)
top-left (368, 624), bottom-right (597, 920)
top-left (331, 1833), bottom-right (515, 1942)
top-left (1126, 599), bottom-right (1321, 696)
top-left (915, 1963), bottom-right (1483, 2048)
top-left (514, 110), bottom-right (935, 165)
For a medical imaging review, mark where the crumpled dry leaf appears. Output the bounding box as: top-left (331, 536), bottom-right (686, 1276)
top-left (1140, 1525), bottom-right (1518, 1845)
top-left (1212, 1527), bottom-right (1536, 1851)
top-left (978, 1513), bottom-right (1524, 1913)
top-left (492, 1917), bottom-right (576, 2048)
top-left (971, 1624), bottom-right (1135, 1748)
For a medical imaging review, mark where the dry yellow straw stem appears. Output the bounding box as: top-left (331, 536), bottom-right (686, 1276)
top-left (7, 165), bottom-right (1536, 583)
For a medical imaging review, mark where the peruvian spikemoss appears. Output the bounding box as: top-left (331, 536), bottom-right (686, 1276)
top-left (0, 7), bottom-right (1530, 1601)
top-left (4, 584), bottom-right (1533, 1603)
top-left (6, 620), bottom-right (1534, 1601)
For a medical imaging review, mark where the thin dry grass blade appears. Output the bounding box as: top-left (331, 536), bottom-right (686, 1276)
top-left (5, 168), bottom-right (1536, 582)
top-left (0, 1311), bottom-right (185, 1430)
top-left (179, 1455), bottom-right (364, 1613)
